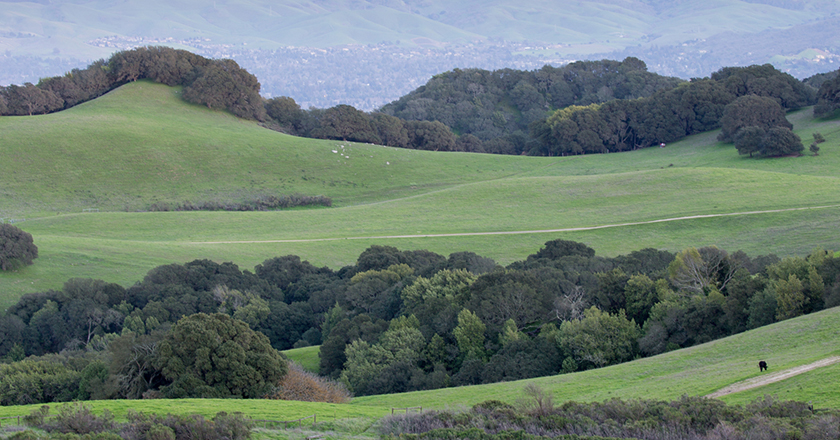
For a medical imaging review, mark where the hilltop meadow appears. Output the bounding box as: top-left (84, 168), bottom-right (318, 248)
top-left (1, 81), bottom-right (839, 310)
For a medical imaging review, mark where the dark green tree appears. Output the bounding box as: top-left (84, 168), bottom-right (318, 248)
top-left (265, 96), bottom-right (304, 129)
top-left (760, 127), bottom-right (804, 157)
top-left (734, 126), bottom-right (766, 157)
top-left (0, 223), bottom-right (39, 270)
top-left (154, 313), bottom-right (287, 398)
top-left (718, 95), bottom-right (792, 143)
top-left (371, 113), bottom-right (410, 148)
top-left (315, 104), bottom-right (380, 143)
top-left (2, 83), bottom-right (63, 116)
top-left (182, 59), bottom-right (266, 121)
top-left (108, 330), bottom-right (167, 399)
top-left (814, 70), bottom-right (840, 117)
top-left (558, 307), bottom-right (640, 369)
top-left (405, 120), bottom-right (457, 151)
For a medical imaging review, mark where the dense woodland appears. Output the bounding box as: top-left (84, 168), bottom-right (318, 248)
top-left (1, 239), bottom-right (839, 404)
top-left (3, 47), bottom-right (839, 158)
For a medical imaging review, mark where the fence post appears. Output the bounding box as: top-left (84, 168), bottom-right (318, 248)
top-left (313, 414), bottom-right (316, 425)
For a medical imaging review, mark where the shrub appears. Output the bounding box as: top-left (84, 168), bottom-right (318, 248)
top-left (43, 403), bottom-right (115, 435)
top-left (9, 431), bottom-right (42, 440)
top-left (211, 412), bottom-right (252, 440)
top-left (0, 223), bottom-right (38, 270)
top-left (24, 406), bottom-right (51, 426)
top-left (268, 362), bottom-right (351, 403)
top-left (146, 194), bottom-right (331, 212)
top-left (145, 424), bottom-right (175, 440)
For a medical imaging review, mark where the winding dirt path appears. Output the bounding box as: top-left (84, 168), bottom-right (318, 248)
top-left (705, 356), bottom-right (840, 399)
top-left (188, 204), bottom-right (840, 245)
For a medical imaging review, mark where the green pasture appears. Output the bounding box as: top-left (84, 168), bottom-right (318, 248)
top-left (0, 81), bottom-right (549, 217)
top-left (3, 204), bottom-right (839, 311)
top-left (282, 346), bottom-right (321, 374)
top-left (1, 81), bottom-right (840, 310)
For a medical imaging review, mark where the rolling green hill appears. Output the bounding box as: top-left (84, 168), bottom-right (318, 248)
top-left (1, 80), bottom-right (839, 311)
top-left (2, 305), bottom-right (839, 424)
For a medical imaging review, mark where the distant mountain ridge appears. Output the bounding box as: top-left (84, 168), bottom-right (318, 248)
top-left (3, 0), bottom-right (837, 58)
top-left (2, 0), bottom-right (839, 109)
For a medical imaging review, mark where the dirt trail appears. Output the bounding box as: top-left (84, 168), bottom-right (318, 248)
top-left (188, 204), bottom-right (840, 245)
top-left (705, 356), bottom-right (840, 398)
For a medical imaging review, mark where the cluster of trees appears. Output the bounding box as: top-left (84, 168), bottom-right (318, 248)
top-left (0, 223), bottom-right (38, 271)
top-left (4, 47), bottom-right (835, 159)
top-left (266, 101), bottom-right (465, 152)
top-left (0, 47), bottom-right (265, 121)
top-left (376, 58), bottom-right (682, 152)
top-left (2, 239), bottom-right (839, 402)
top-left (814, 69), bottom-right (840, 118)
top-left (278, 62), bottom-right (824, 157)
top-left (718, 95), bottom-right (804, 157)
top-left (0, 312), bottom-right (287, 405)
top-left (381, 394), bottom-right (840, 440)
top-left (527, 64), bottom-right (815, 156)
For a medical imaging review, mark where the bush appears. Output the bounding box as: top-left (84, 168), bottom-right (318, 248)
top-left (24, 406), bottom-right (51, 426)
top-left (43, 403), bottom-right (115, 435)
top-left (145, 424), bottom-right (174, 440)
top-left (146, 194), bottom-right (331, 212)
top-left (268, 362), bottom-right (351, 403)
top-left (0, 223), bottom-right (38, 270)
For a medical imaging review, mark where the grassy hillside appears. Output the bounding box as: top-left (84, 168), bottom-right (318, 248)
top-left (1, 306), bottom-right (839, 423)
top-left (1, 81), bottom-right (839, 310)
top-left (0, 81), bottom-right (548, 217)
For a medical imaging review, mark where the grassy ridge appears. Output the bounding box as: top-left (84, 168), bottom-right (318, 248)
top-left (1, 81), bottom-right (839, 309)
top-left (1, 306), bottom-right (839, 419)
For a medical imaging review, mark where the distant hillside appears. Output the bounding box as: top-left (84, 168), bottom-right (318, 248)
top-left (2, 0), bottom-right (840, 109)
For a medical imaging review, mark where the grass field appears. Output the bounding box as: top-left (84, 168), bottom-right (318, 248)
top-left (282, 346), bottom-right (321, 374)
top-left (2, 306), bottom-right (839, 430)
top-left (1, 81), bottom-right (839, 310)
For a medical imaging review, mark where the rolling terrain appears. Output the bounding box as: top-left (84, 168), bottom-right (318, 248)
top-left (1, 305), bottom-right (839, 433)
top-left (1, 80), bottom-right (839, 310)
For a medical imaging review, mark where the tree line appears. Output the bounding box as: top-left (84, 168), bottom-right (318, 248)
top-left (0, 47), bottom-right (265, 121)
top-left (5, 47), bottom-right (837, 157)
top-left (1, 239), bottom-right (838, 403)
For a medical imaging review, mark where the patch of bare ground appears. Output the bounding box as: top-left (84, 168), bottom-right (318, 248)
top-left (705, 356), bottom-right (840, 398)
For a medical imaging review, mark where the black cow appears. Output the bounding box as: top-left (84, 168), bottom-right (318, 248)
top-left (759, 361), bottom-right (768, 372)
